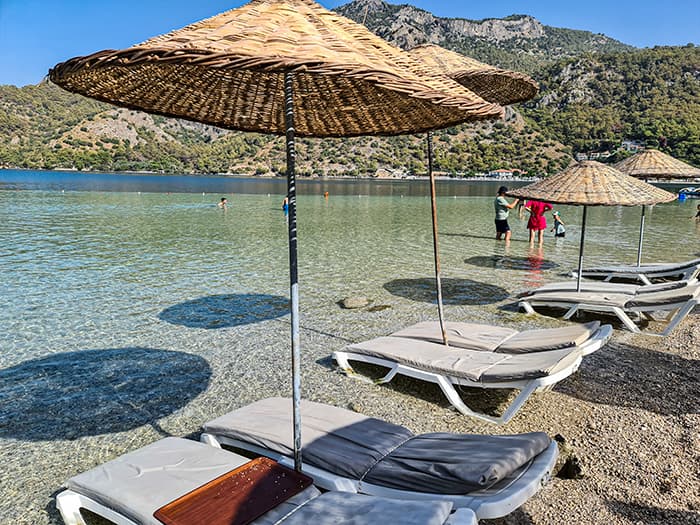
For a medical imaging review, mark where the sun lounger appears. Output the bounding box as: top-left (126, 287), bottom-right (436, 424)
top-left (518, 282), bottom-right (700, 336)
top-left (56, 436), bottom-right (477, 525)
top-left (518, 279), bottom-right (693, 297)
top-left (572, 257), bottom-right (700, 285)
top-left (201, 397), bottom-right (559, 520)
top-left (330, 321), bottom-right (611, 424)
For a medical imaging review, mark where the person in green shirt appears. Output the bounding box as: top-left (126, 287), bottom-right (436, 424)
top-left (494, 186), bottom-right (519, 241)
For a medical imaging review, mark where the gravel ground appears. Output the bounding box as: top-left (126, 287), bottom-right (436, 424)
top-left (1, 306), bottom-right (698, 525)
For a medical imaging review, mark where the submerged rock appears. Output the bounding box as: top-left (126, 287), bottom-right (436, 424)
top-left (339, 296), bottom-right (371, 309)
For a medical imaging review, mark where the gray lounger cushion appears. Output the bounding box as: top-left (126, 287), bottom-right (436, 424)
top-left (278, 492), bottom-right (453, 525)
top-left (391, 321), bottom-right (517, 352)
top-left (363, 432), bottom-right (551, 493)
top-left (583, 258), bottom-right (700, 274)
top-left (66, 437), bottom-right (266, 525)
top-left (347, 336), bottom-right (581, 381)
top-left (204, 397), bottom-right (412, 480)
top-left (496, 321), bottom-right (600, 353)
top-left (204, 398), bottom-right (552, 494)
top-left (625, 284), bottom-right (700, 308)
top-left (520, 280), bottom-right (687, 297)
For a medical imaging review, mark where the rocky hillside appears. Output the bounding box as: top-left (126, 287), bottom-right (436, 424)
top-left (1, 1), bottom-right (698, 175)
top-left (335, 0), bottom-right (632, 73)
top-left (0, 82), bottom-right (571, 176)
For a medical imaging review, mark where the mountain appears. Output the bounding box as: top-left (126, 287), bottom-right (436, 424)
top-left (522, 46), bottom-right (700, 165)
top-left (1, 1), bottom-right (698, 175)
top-left (0, 82), bottom-right (571, 176)
top-left (335, 0), bottom-right (633, 73)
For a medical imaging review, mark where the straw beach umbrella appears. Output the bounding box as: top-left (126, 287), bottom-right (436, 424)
top-left (507, 161), bottom-right (676, 291)
top-left (50, 0), bottom-right (503, 471)
top-left (615, 149), bottom-right (700, 265)
top-left (407, 44), bottom-right (538, 344)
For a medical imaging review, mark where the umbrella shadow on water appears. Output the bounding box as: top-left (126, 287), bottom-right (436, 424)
top-left (465, 255), bottom-right (559, 271)
top-left (159, 293), bottom-right (289, 329)
top-left (0, 348), bottom-right (211, 441)
top-left (383, 278), bottom-right (508, 305)
top-left (556, 342), bottom-right (699, 416)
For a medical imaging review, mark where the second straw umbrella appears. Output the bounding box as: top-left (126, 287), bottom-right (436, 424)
top-left (506, 160), bottom-right (676, 291)
top-left (49, 0), bottom-right (503, 471)
top-left (408, 44), bottom-right (539, 344)
top-left (615, 148), bottom-right (700, 265)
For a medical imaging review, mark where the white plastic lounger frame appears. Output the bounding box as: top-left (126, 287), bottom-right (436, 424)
top-left (519, 295), bottom-right (698, 336)
top-left (330, 325), bottom-right (611, 425)
top-left (58, 490), bottom-right (137, 525)
top-left (572, 260), bottom-right (700, 286)
top-left (200, 433), bottom-right (558, 520)
top-left (57, 489), bottom-right (477, 525)
top-left (333, 352), bottom-right (570, 425)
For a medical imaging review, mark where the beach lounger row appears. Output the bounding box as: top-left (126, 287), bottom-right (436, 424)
top-left (333, 320), bottom-right (611, 424)
top-left (518, 280), bottom-right (700, 336)
top-left (58, 398), bottom-right (559, 524)
top-left (573, 257), bottom-right (700, 285)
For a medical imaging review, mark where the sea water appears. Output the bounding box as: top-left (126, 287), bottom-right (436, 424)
top-left (0, 170), bottom-right (698, 523)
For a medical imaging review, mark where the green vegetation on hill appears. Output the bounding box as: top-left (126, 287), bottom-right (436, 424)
top-left (521, 46), bottom-right (700, 165)
top-left (1, 1), bottom-right (698, 176)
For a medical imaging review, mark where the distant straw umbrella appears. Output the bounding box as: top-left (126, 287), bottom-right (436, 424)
top-left (408, 44), bottom-right (538, 344)
top-left (615, 149), bottom-right (700, 265)
top-left (507, 161), bottom-right (676, 291)
top-left (50, 0), bottom-right (503, 472)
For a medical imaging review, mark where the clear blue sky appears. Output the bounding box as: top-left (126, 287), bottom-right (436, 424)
top-left (1, 0), bottom-right (698, 87)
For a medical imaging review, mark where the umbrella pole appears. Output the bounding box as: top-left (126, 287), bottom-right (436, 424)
top-left (426, 132), bottom-right (448, 346)
top-left (636, 205), bottom-right (646, 267)
top-left (284, 72), bottom-right (302, 472)
top-left (576, 205), bottom-right (588, 292)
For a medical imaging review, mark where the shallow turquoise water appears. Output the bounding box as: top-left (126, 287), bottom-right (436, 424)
top-left (1, 186), bottom-right (698, 369)
top-left (0, 179), bottom-right (699, 523)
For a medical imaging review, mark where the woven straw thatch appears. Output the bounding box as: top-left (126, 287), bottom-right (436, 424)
top-left (507, 161), bottom-right (676, 206)
top-left (49, 0), bottom-right (503, 138)
top-left (614, 149), bottom-right (700, 179)
top-left (408, 44), bottom-right (538, 105)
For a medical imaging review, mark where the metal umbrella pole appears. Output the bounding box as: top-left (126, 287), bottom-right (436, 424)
top-left (576, 205), bottom-right (588, 292)
top-left (284, 72), bottom-right (302, 472)
top-left (426, 131), bottom-right (449, 346)
top-left (636, 205), bottom-right (646, 267)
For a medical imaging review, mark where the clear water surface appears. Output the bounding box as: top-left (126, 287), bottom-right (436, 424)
top-left (0, 169), bottom-right (698, 523)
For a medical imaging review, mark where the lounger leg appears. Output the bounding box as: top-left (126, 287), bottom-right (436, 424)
top-left (638, 274), bottom-right (652, 286)
top-left (435, 376), bottom-right (538, 425)
top-left (333, 352), bottom-right (399, 385)
top-left (562, 304), bottom-right (579, 319)
top-left (519, 301), bottom-right (536, 314)
top-left (56, 491), bottom-right (86, 525)
top-left (660, 301), bottom-right (697, 336)
top-left (612, 307), bottom-right (641, 333)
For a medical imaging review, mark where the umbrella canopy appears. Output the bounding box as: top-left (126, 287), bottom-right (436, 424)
top-left (507, 161), bottom-right (675, 290)
top-left (614, 149), bottom-right (699, 264)
top-left (506, 161), bottom-right (676, 207)
top-left (50, 0), bottom-right (505, 473)
top-left (408, 44), bottom-right (538, 106)
top-left (615, 149), bottom-right (700, 180)
top-left (50, 0), bottom-right (502, 137)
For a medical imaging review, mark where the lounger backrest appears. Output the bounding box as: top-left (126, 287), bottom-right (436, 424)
top-left (391, 321), bottom-right (517, 351)
top-left (625, 284), bottom-right (700, 308)
top-left (203, 397), bottom-right (413, 480)
top-left (496, 321), bottom-right (600, 353)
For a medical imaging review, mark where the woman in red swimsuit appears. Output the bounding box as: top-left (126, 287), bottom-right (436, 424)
top-left (525, 200), bottom-right (553, 245)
